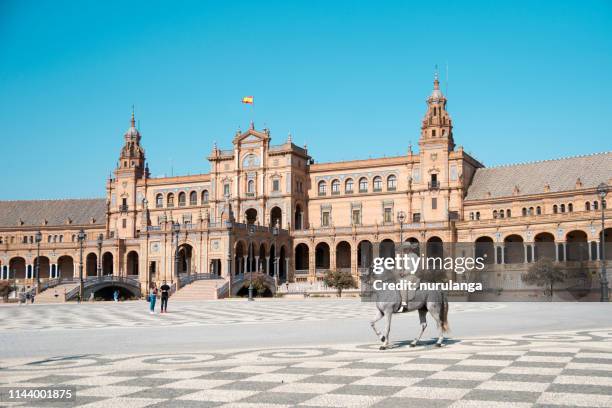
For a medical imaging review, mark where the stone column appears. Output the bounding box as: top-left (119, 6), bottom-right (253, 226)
top-left (524, 245), bottom-right (528, 263)
top-left (255, 256), bottom-right (260, 273)
top-left (265, 257), bottom-right (270, 275)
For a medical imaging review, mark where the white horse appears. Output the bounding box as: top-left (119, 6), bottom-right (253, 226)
top-left (368, 257), bottom-right (449, 350)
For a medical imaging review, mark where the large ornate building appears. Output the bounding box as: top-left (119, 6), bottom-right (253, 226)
top-left (1, 74), bottom-right (610, 299)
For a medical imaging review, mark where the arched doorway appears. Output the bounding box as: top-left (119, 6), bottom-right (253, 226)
top-left (270, 207), bottom-right (282, 228)
top-left (358, 240), bottom-right (373, 269)
top-left (9, 257), bottom-right (26, 280)
top-left (279, 246), bottom-right (287, 281)
top-left (126, 251), bottom-right (139, 276)
top-left (57, 256), bottom-right (74, 279)
top-left (295, 204), bottom-right (303, 230)
top-left (336, 241), bottom-right (351, 271)
top-left (245, 208), bottom-right (258, 225)
top-left (566, 230), bottom-right (588, 261)
top-left (405, 237), bottom-right (420, 255)
top-left (426, 236), bottom-right (444, 258)
top-left (475, 236), bottom-right (494, 264)
top-left (295, 243), bottom-right (309, 273)
top-left (86, 253), bottom-right (98, 277)
top-left (235, 241), bottom-right (245, 275)
top-left (259, 243), bottom-right (267, 274)
top-left (177, 244), bottom-right (193, 275)
top-left (315, 242), bottom-right (330, 271)
top-left (504, 235), bottom-right (524, 264)
top-left (102, 252), bottom-right (114, 275)
top-left (380, 239), bottom-right (396, 259)
top-left (534, 233), bottom-right (555, 261)
top-left (34, 256), bottom-right (50, 279)
top-left (600, 228), bottom-right (612, 260)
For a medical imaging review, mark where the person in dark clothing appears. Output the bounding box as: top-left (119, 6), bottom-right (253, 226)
top-left (160, 281), bottom-right (170, 313)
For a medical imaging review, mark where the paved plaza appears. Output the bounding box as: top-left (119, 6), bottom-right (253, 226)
top-left (1, 300), bottom-right (612, 407)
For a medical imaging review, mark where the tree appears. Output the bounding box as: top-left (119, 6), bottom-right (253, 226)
top-left (522, 258), bottom-right (565, 300)
top-left (323, 270), bottom-right (357, 297)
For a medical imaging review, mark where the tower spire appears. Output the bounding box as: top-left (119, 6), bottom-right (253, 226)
top-left (131, 105), bottom-right (136, 128)
top-left (419, 71), bottom-right (454, 151)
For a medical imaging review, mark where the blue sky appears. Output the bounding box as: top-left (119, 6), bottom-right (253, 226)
top-left (1, 0), bottom-right (611, 200)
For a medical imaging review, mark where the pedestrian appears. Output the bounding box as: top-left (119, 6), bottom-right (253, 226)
top-left (25, 291), bottom-right (31, 304)
top-left (89, 292), bottom-right (94, 302)
top-left (148, 284), bottom-right (157, 314)
top-left (31, 291), bottom-right (35, 304)
top-left (160, 280), bottom-right (170, 313)
top-left (113, 289), bottom-right (119, 302)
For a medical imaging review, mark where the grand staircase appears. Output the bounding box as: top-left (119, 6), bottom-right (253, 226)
top-left (171, 276), bottom-right (226, 301)
top-left (35, 282), bottom-right (79, 303)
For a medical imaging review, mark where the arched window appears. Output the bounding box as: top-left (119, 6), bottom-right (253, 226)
top-left (373, 176), bottom-right (382, 191)
top-left (189, 191), bottom-right (197, 206)
top-left (178, 192), bottom-right (186, 207)
top-left (528, 207), bottom-right (534, 215)
top-left (553, 204), bottom-right (558, 214)
top-left (493, 210), bottom-right (498, 219)
top-left (59, 235), bottom-right (63, 243)
top-left (585, 201), bottom-right (591, 211)
top-left (506, 209), bottom-right (511, 217)
top-left (499, 210), bottom-right (505, 218)
top-left (594, 201), bottom-right (599, 210)
top-left (560, 204), bottom-right (565, 213)
top-left (387, 175), bottom-right (397, 191)
top-left (47, 235), bottom-right (52, 243)
top-left (331, 179), bottom-right (340, 195)
top-left (476, 211), bottom-right (480, 220)
top-left (318, 181), bottom-right (327, 196)
top-left (202, 190), bottom-right (209, 203)
top-left (155, 194), bottom-right (163, 208)
top-left (345, 179), bottom-right (354, 193)
top-left (469, 212), bottom-right (474, 220)
top-left (536, 206), bottom-right (542, 215)
top-left (167, 193), bottom-right (175, 208)
top-left (522, 207), bottom-right (527, 216)
top-left (247, 179), bottom-right (255, 194)
top-left (568, 203), bottom-right (573, 212)
top-left (359, 177), bottom-right (368, 193)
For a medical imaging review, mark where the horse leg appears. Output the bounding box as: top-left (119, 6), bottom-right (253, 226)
top-left (410, 308), bottom-right (427, 347)
top-left (370, 308), bottom-right (384, 342)
top-left (380, 311), bottom-right (392, 350)
top-left (428, 303), bottom-right (445, 347)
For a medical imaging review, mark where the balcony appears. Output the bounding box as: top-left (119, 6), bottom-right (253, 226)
top-left (428, 181), bottom-right (440, 190)
top-left (119, 204), bottom-right (129, 212)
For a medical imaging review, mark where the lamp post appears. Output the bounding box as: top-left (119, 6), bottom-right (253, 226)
top-left (272, 221), bottom-right (279, 288)
top-left (77, 229), bottom-right (86, 301)
top-left (597, 183), bottom-right (609, 302)
top-left (172, 221), bottom-right (181, 289)
top-left (96, 234), bottom-right (103, 278)
top-left (35, 231), bottom-right (42, 293)
top-left (397, 211), bottom-right (406, 252)
top-left (248, 224), bottom-right (255, 301)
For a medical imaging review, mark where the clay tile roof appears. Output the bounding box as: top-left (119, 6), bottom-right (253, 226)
top-left (465, 152), bottom-right (612, 201)
top-left (0, 198), bottom-right (106, 228)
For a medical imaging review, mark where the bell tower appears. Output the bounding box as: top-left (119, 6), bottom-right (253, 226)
top-left (116, 110), bottom-right (147, 178)
top-left (419, 72), bottom-right (454, 152)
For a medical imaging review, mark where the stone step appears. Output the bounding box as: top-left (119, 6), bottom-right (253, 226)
top-left (172, 279), bottom-right (225, 301)
top-left (34, 283), bottom-right (80, 303)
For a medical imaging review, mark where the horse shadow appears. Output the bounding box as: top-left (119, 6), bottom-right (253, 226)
top-left (386, 338), bottom-right (462, 350)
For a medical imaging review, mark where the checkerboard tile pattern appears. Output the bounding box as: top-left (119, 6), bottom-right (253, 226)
top-left (1, 329), bottom-right (612, 407)
top-left (0, 301), bottom-right (503, 331)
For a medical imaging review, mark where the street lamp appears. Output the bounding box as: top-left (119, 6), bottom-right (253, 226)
top-left (397, 211), bottom-right (406, 251)
top-left (35, 231), bottom-right (42, 293)
top-left (248, 224), bottom-right (255, 301)
top-left (77, 229), bottom-right (86, 301)
top-left (96, 234), bottom-right (103, 278)
top-left (272, 221), bottom-right (279, 288)
top-left (172, 221), bottom-right (181, 288)
top-left (597, 182), bottom-right (609, 302)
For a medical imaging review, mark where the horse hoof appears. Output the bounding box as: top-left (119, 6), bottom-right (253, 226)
top-left (379, 346), bottom-right (387, 350)
top-left (380, 336), bottom-right (386, 343)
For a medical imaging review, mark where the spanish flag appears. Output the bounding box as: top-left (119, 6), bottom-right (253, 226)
top-left (242, 96), bottom-right (254, 104)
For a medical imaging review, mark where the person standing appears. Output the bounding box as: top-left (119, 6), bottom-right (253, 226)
top-left (160, 280), bottom-right (170, 313)
top-left (113, 289), bottom-right (119, 302)
top-left (148, 285), bottom-right (157, 314)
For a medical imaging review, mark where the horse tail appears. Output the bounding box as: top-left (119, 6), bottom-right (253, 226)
top-left (440, 295), bottom-right (449, 333)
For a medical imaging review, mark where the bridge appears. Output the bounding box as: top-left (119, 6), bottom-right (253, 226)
top-left (64, 276), bottom-right (141, 301)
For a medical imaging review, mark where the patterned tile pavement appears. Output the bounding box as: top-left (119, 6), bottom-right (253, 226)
top-left (1, 328), bottom-right (612, 407)
top-left (0, 301), bottom-right (504, 331)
